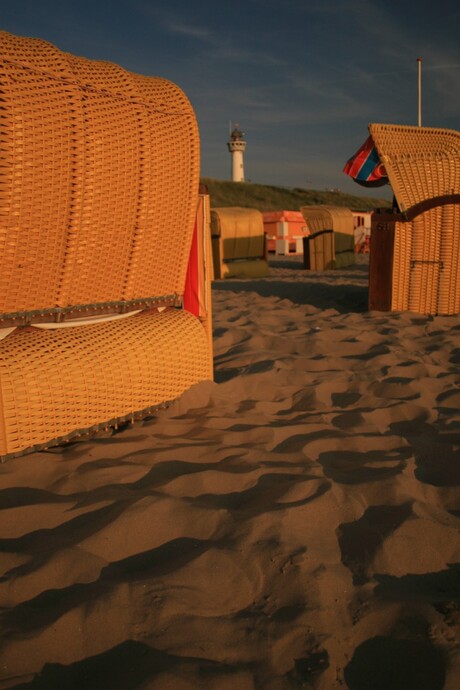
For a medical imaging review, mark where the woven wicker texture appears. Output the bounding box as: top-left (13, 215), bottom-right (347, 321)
top-left (0, 310), bottom-right (212, 458)
top-left (0, 30), bottom-right (199, 318)
top-left (301, 206), bottom-right (353, 235)
top-left (303, 232), bottom-right (334, 271)
top-left (210, 207), bottom-right (268, 279)
top-left (300, 207), bottom-right (331, 234)
top-left (317, 206), bottom-right (354, 257)
top-left (391, 204), bottom-right (460, 315)
top-left (369, 123), bottom-right (460, 213)
top-left (301, 206), bottom-right (354, 268)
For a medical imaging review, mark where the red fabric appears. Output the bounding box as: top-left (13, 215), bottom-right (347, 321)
top-left (183, 220), bottom-right (200, 317)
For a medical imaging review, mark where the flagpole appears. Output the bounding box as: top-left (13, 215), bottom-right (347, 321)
top-left (417, 57), bottom-right (422, 127)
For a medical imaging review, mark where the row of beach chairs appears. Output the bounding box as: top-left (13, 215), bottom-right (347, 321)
top-left (210, 204), bottom-right (357, 278)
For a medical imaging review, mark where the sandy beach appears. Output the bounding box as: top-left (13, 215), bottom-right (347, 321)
top-left (1, 255), bottom-right (459, 690)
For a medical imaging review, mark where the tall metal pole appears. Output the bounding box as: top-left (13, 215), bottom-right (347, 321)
top-left (417, 57), bottom-right (422, 127)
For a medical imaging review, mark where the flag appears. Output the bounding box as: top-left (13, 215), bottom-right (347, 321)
top-left (343, 136), bottom-right (388, 187)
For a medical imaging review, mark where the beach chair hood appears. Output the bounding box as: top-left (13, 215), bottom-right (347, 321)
top-left (345, 123), bottom-right (460, 216)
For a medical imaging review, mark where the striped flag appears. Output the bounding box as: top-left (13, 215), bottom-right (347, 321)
top-left (343, 136), bottom-right (388, 187)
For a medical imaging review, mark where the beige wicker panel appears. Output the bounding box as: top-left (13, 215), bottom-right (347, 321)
top-left (0, 30), bottom-right (199, 318)
top-left (0, 30), bottom-right (73, 76)
top-left (0, 35), bottom-right (78, 312)
top-left (319, 205), bottom-right (355, 265)
top-left (211, 207), bottom-right (264, 253)
top-left (210, 207), bottom-right (267, 279)
top-left (369, 123), bottom-right (460, 213)
top-left (58, 54), bottom-right (142, 305)
top-left (0, 310), bottom-right (212, 459)
top-left (304, 231), bottom-right (335, 271)
top-left (319, 206), bottom-right (354, 235)
top-left (391, 221), bottom-right (412, 312)
top-left (300, 207), bottom-right (332, 234)
top-left (301, 206), bottom-right (354, 268)
top-left (408, 209), bottom-right (442, 314)
top-left (125, 73), bottom-right (200, 299)
top-left (391, 206), bottom-right (460, 315)
top-left (438, 204), bottom-right (460, 314)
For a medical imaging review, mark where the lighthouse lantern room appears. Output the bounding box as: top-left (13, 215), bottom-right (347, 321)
top-left (227, 124), bottom-right (247, 182)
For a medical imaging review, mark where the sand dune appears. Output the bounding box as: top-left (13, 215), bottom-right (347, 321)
top-left (1, 256), bottom-right (459, 689)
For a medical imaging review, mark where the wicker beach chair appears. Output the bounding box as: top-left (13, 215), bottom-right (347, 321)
top-left (210, 207), bottom-right (269, 278)
top-left (0, 31), bottom-right (213, 459)
top-left (368, 124), bottom-right (460, 314)
top-left (300, 206), bottom-right (355, 270)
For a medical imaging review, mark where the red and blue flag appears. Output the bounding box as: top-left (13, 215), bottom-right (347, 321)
top-left (343, 136), bottom-right (388, 187)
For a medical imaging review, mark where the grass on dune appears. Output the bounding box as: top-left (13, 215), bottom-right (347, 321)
top-left (201, 177), bottom-right (392, 212)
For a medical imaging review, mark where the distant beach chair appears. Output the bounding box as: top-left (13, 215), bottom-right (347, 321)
top-left (300, 206), bottom-right (355, 270)
top-left (367, 124), bottom-right (460, 314)
top-left (210, 207), bottom-right (269, 278)
top-left (0, 31), bottom-right (213, 459)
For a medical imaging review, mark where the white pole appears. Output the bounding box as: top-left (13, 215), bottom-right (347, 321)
top-left (417, 57), bottom-right (422, 127)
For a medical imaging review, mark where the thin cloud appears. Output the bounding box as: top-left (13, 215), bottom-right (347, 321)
top-left (162, 19), bottom-right (211, 40)
top-left (136, 3), bottom-right (211, 41)
top-left (137, 2), bottom-right (285, 67)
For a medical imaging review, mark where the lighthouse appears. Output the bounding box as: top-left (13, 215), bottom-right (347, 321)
top-left (227, 124), bottom-right (246, 182)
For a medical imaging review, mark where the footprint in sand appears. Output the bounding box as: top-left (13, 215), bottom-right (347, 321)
top-left (344, 635), bottom-right (446, 690)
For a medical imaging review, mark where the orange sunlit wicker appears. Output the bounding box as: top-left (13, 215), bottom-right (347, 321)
top-left (0, 31), bottom-right (213, 459)
top-left (368, 123), bottom-right (460, 315)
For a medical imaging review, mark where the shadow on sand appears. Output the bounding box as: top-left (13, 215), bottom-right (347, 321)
top-left (213, 259), bottom-right (370, 313)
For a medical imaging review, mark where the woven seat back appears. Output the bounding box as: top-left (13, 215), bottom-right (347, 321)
top-left (301, 205), bottom-right (354, 268)
top-left (0, 31), bottom-right (199, 319)
top-left (300, 207), bottom-right (332, 233)
top-left (316, 206), bottom-right (354, 255)
top-left (211, 207), bottom-right (265, 259)
top-left (369, 124), bottom-right (460, 214)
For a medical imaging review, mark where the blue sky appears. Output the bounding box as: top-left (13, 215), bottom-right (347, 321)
top-left (2, 0), bottom-right (459, 197)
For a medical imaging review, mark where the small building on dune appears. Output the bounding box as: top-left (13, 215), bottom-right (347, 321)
top-left (262, 210), bottom-right (310, 255)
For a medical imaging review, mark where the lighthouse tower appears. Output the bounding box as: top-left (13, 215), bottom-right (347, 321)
top-left (227, 124), bottom-right (246, 182)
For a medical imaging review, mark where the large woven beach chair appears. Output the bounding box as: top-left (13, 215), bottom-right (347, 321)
top-left (0, 31), bottom-right (213, 459)
top-left (300, 206), bottom-right (355, 270)
top-left (210, 207), bottom-right (269, 278)
top-left (368, 124), bottom-right (460, 314)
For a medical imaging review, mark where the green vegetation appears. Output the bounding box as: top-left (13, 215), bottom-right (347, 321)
top-left (200, 177), bottom-right (391, 212)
